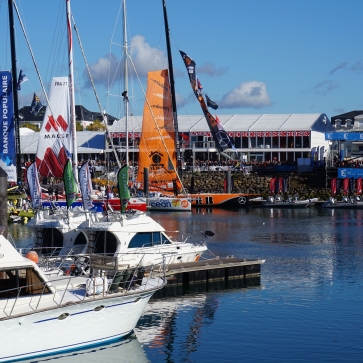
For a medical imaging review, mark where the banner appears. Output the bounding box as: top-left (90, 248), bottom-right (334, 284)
top-left (36, 77), bottom-right (72, 178)
top-left (349, 177), bottom-right (355, 194)
top-left (331, 178), bottom-right (337, 196)
top-left (269, 178), bottom-right (276, 195)
top-left (356, 177), bottom-right (362, 194)
top-left (343, 177), bottom-right (349, 195)
top-left (26, 162), bottom-right (41, 209)
top-left (117, 165), bottom-right (130, 213)
top-left (0, 71), bottom-right (16, 182)
top-left (180, 51), bottom-right (235, 153)
top-left (79, 162), bottom-right (94, 210)
top-left (63, 159), bottom-right (78, 208)
top-left (310, 147), bottom-right (316, 166)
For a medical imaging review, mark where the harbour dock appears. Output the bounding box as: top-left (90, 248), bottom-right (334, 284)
top-left (152, 257), bottom-right (264, 299)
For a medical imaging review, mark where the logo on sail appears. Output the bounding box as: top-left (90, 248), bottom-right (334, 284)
top-left (45, 115), bottom-right (68, 132)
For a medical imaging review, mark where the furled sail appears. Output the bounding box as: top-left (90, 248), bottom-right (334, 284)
top-left (180, 51), bottom-right (235, 153)
top-left (136, 69), bottom-right (181, 192)
top-left (35, 77), bottom-right (72, 177)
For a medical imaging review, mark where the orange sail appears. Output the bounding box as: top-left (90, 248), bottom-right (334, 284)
top-left (137, 69), bottom-right (181, 192)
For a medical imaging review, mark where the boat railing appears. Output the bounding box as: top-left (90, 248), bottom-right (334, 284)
top-left (0, 256), bottom-right (166, 318)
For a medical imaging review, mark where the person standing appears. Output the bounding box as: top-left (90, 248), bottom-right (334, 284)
top-left (54, 186), bottom-right (59, 201)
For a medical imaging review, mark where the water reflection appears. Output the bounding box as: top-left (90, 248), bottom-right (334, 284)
top-left (19, 335), bottom-right (148, 363)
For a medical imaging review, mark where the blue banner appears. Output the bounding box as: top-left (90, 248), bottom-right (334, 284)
top-left (326, 132), bottom-right (363, 141)
top-left (0, 71), bottom-right (16, 181)
top-left (338, 168), bottom-right (363, 179)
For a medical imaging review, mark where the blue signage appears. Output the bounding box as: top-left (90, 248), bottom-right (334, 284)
top-left (338, 168), bottom-right (363, 179)
top-left (326, 132), bottom-right (363, 141)
top-left (0, 70), bottom-right (16, 181)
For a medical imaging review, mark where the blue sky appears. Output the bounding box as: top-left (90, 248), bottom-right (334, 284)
top-left (1, 0), bottom-right (363, 121)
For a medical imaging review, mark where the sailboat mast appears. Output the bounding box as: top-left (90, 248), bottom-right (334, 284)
top-left (162, 0), bottom-right (182, 177)
top-left (66, 0), bottom-right (78, 181)
top-left (8, 0), bottom-right (22, 184)
top-left (123, 0), bottom-right (129, 167)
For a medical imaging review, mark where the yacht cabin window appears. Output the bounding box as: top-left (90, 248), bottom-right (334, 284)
top-left (128, 232), bottom-right (172, 248)
top-left (0, 268), bottom-right (51, 297)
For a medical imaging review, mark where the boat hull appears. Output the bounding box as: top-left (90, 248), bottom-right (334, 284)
top-left (0, 291), bottom-right (153, 362)
top-left (190, 193), bottom-right (251, 208)
top-left (147, 197), bottom-right (191, 211)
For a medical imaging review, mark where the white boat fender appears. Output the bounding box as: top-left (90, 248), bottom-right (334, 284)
top-left (86, 276), bottom-right (107, 295)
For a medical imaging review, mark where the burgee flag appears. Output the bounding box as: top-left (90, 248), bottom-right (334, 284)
top-left (17, 69), bottom-right (28, 90)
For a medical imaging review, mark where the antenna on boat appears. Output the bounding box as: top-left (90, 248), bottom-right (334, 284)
top-left (8, 0), bottom-right (22, 185)
top-left (162, 0), bottom-right (182, 178)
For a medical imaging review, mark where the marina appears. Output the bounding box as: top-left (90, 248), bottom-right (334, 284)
top-left (8, 207), bottom-right (363, 362)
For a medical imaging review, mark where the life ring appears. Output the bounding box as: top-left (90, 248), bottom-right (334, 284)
top-left (194, 254), bottom-right (201, 262)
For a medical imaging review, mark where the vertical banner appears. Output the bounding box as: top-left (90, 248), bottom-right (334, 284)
top-left (331, 178), bottom-right (337, 196)
top-left (63, 159), bottom-right (77, 208)
top-left (0, 71), bottom-right (16, 181)
top-left (180, 51), bottom-right (235, 153)
top-left (343, 178), bottom-right (349, 195)
top-left (26, 162), bottom-right (41, 208)
top-left (356, 177), bottom-right (362, 195)
top-left (117, 165), bottom-right (130, 213)
top-left (270, 178), bottom-right (276, 195)
top-left (79, 162), bottom-right (94, 210)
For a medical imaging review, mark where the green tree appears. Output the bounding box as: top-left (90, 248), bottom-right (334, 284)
top-left (86, 119), bottom-right (106, 131)
top-left (76, 122), bottom-right (84, 131)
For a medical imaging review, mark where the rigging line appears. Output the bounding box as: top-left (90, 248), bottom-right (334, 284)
top-left (71, 14), bottom-right (121, 169)
top-left (127, 54), bottom-right (187, 193)
top-left (13, 1), bottom-right (51, 111)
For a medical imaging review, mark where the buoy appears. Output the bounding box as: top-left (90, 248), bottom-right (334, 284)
top-left (25, 251), bottom-right (39, 264)
top-left (194, 254), bottom-right (201, 262)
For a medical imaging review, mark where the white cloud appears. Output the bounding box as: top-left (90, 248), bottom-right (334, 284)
top-left (86, 35), bottom-right (169, 88)
top-left (219, 81), bottom-right (271, 109)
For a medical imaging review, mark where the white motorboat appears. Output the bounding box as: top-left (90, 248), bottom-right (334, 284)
top-left (322, 196), bottom-right (362, 209)
top-left (262, 195), bottom-right (318, 208)
top-left (0, 232), bottom-right (165, 362)
top-left (26, 208), bottom-right (209, 272)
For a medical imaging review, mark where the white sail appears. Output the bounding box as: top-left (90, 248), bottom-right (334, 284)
top-left (35, 77), bottom-right (72, 178)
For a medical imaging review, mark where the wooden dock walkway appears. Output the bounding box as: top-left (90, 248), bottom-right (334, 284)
top-left (152, 257), bottom-right (265, 299)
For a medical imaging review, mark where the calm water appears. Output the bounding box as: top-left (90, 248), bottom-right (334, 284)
top-left (9, 207), bottom-right (363, 362)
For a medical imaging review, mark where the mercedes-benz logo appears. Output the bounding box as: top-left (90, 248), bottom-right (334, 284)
top-left (238, 197), bottom-right (246, 204)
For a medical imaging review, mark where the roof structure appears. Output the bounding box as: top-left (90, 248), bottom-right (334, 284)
top-left (19, 105), bottom-right (117, 125)
top-left (110, 113), bottom-right (334, 133)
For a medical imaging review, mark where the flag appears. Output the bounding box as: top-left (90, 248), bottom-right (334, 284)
top-left (30, 93), bottom-right (43, 115)
top-left (63, 159), bottom-right (78, 208)
top-left (180, 50), bottom-right (235, 153)
top-left (26, 162), bottom-right (41, 209)
top-left (17, 69), bottom-right (28, 90)
top-left (206, 94), bottom-right (218, 110)
top-left (79, 162), bottom-right (94, 210)
top-left (117, 165), bottom-right (130, 213)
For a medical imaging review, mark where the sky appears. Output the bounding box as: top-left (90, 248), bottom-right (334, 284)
top-left (1, 0), bottom-right (363, 122)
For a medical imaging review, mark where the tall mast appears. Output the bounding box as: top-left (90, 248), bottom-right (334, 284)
top-left (8, 0), bottom-right (22, 184)
top-left (66, 0), bottom-right (78, 181)
top-left (123, 0), bottom-right (129, 167)
top-left (162, 0), bottom-right (182, 177)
